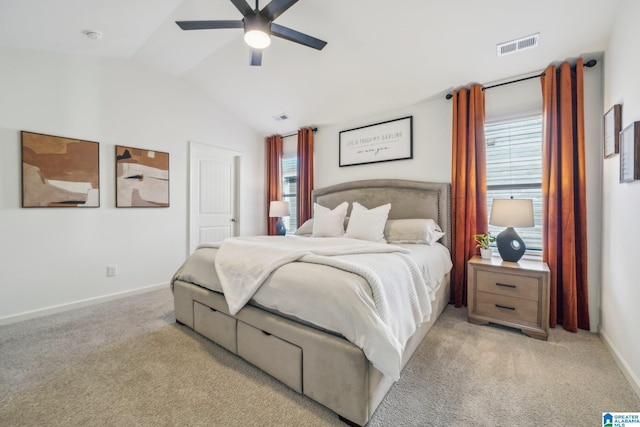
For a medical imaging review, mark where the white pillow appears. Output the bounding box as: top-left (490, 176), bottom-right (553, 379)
top-left (295, 218), bottom-right (314, 236)
top-left (295, 217), bottom-right (350, 236)
top-left (384, 218), bottom-right (445, 245)
top-left (312, 202), bottom-right (349, 237)
top-left (345, 202), bottom-right (391, 242)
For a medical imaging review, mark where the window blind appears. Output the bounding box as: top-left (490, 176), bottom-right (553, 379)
top-left (282, 154), bottom-right (297, 232)
top-left (485, 116), bottom-right (543, 250)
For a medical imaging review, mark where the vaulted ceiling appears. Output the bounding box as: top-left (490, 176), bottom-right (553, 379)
top-left (0, 0), bottom-right (621, 135)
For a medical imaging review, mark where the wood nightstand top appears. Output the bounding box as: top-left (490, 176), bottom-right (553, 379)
top-left (468, 255), bottom-right (550, 273)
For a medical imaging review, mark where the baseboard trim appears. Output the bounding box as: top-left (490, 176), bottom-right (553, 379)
top-left (600, 326), bottom-right (640, 399)
top-left (0, 282), bottom-right (169, 326)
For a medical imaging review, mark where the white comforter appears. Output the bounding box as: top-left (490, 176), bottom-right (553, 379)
top-left (176, 236), bottom-right (450, 380)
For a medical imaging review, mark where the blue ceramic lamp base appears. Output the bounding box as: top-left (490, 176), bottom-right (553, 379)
top-left (496, 226), bottom-right (526, 262)
top-left (275, 218), bottom-right (286, 235)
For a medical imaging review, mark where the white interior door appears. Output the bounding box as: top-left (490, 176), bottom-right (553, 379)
top-left (189, 142), bottom-right (241, 254)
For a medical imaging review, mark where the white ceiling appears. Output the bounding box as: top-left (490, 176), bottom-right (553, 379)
top-left (0, 0), bottom-right (621, 135)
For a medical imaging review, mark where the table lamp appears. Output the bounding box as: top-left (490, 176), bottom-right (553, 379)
top-left (269, 200), bottom-right (290, 236)
top-left (489, 198), bottom-right (534, 262)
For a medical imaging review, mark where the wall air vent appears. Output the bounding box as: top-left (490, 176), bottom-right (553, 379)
top-left (497, 33), bottom-right (539, 57)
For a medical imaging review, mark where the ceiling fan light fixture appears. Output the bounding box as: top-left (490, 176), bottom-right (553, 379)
top-left (243, 13), bottom-right (271, 49)
top-left (177, 0), bottom-right (327, 65)
top-left (244, 29), bottom-right (271, 49)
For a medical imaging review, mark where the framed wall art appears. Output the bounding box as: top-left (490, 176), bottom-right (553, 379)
top-left (339, 116), bottom-right (413, 167)
top-left (620, 121), bottom-right (640, 183)
top-left (21, 131), bottom-right (100, 207)
top-left (116, 145), bottom-right (169, 207)
top-left (604, 104), bottom-right (622, 158)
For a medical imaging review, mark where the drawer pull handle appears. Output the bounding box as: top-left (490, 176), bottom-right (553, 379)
top-left (496, 282), bottom-right (516, 289)
top-left (209, 307), bottom-right (217, 312)
top-left (495, 304), bottom-right (515, 311)
top-left (262, 330), bottom-right (272, 336)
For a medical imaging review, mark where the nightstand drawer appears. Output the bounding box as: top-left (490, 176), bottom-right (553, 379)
top-left (477, 270), bottom-right (539, 301)
top-left (467, 257), bottom-right (549, 340)
top-left (475, 292), bottom-right (538, 324)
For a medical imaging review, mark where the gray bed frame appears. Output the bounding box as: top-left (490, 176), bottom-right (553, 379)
top-left (173, 179), bottom-right (451, 426)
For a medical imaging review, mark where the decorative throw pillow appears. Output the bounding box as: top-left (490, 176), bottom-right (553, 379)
top-left (345, 202), bottom-right (391, 242)
top-left (295, 218), bottom-right (314, 235)
top-left (295, 217), bottom-right (350, 236)
top-left (384, 218), bottom-right (445, 245)
top-left (312, 202), bottom-right (349, 237)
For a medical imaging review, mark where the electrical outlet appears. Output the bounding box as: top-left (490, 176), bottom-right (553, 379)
top-left (107, 265), bottom-right (118, 277)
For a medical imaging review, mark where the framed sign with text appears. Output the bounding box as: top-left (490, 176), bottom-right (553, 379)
top-left (339, 116), bottom-right (413, 167)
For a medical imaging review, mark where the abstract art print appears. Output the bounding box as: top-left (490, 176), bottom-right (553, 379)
top-left (21, 131), bottom-right (100, 207)
top-left (116, 145), bottom-right (169, 207)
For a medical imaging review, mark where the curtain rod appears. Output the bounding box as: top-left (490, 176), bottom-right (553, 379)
top-left (444, 59), bottom-right (597, 100)
top-left (281, 127), bottom-right (318, 139)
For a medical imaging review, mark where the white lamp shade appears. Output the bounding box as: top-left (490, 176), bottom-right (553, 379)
top-left (489, 199), bottom-right (534, 228)
top-left (269, 200), bottom-right (290, 217)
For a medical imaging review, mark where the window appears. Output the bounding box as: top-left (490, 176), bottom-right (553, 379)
top-left (281, 138), bottom-right (297, 232)
top-left (485, 115), bottom-right (543, 251)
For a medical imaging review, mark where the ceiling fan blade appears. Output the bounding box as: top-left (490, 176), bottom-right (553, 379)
top-left (250, 48), bottom-right (263, 66)
top-left (271, 23), bottom-right (327, 50)
top-left (230, 0), bottom-right (254, 17)
top-left (176, 20), bottom-right (244, 30)
top-left (260, 0), bottom-right (299, 21)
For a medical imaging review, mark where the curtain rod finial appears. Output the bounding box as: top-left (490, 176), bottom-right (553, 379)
top-left (445, 93), bottom-right (453, 100)
top-left (584, 59), bottom-right (597, 68)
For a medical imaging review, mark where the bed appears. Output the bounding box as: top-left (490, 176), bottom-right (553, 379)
top-left (171, 179), bottom-right (452, 426)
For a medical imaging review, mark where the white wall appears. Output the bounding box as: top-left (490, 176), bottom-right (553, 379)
top-left (601, 0), bottom-right (640, 396)
top-left (0, 48), bottom-right (265, 322)
top-left (314, 96), bottom-right (453, 188)
top-left (314, 69), bottom-right (604, 332)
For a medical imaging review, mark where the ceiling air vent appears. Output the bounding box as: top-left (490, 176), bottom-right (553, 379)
top-left (497, 33), bottom-right (539, 57)
top-left (273, 113), bottom-right (289, 121)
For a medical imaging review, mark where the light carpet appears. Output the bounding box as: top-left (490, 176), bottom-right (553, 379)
top-left (1, 288), bottom-right (638, 426)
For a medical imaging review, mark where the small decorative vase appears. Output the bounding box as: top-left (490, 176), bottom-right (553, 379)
top-left (480, 248), bottom-right (492, 260)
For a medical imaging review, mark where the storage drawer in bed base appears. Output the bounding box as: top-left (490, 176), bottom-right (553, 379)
top-left (193, 301), bottom-right (237, 353)
top-left (192, 299), bottom-right (303, 393)
top-left (172, 278), bottom-right (450, 427)
top-left (173, 280), bottom-right (372, 425)
top-left (237, 321), bottom-right (302, 393)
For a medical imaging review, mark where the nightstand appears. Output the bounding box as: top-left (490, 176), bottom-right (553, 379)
top-left (467, 256), bottom-right (550, 340)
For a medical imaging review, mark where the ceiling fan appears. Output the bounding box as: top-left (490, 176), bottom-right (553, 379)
top-left (176, 0), bottom-right (327, 66)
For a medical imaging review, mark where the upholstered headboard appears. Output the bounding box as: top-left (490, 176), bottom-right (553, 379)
top-left (312, 179), bottom-right (451, 250)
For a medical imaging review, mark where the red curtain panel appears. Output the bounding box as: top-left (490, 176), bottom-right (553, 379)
top-left (450, 84), bottom-right (488, 307)
top-left (266, 135), bottom-right (283, 235)
top-left (297, 127), bottom-right (315, 227)
top-left (540, 58), bottom-right (590, 332)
